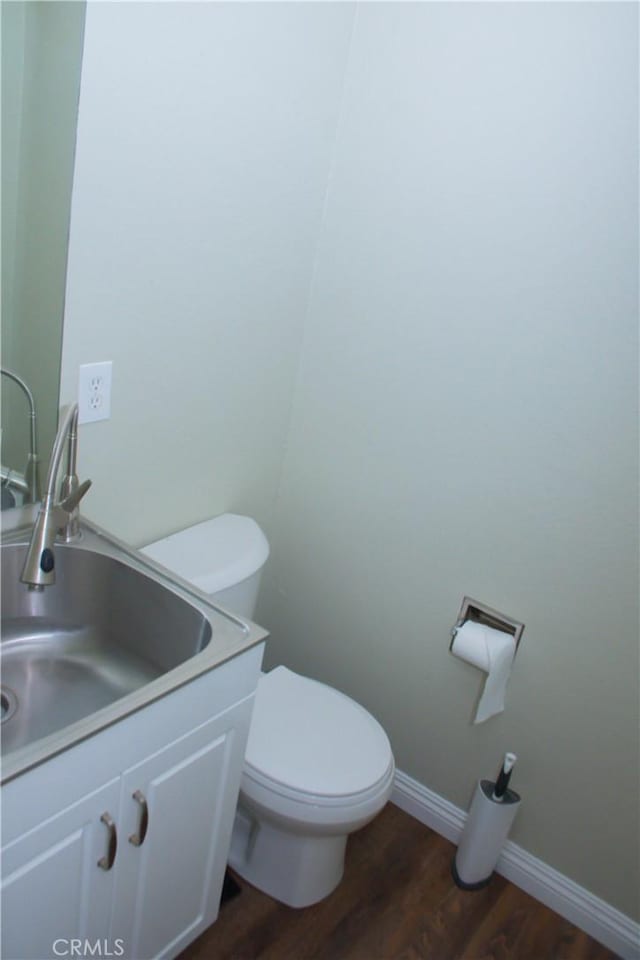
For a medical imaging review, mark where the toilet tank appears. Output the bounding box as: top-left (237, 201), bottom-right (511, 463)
top-left (142, 514), bottom-right (270, 619)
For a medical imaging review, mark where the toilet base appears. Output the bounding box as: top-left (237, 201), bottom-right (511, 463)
top-left (228, 805), bottom-right (348, 909)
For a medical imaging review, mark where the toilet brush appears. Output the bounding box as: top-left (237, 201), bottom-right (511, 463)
top-left (453, 753), bottom-right (521, 889)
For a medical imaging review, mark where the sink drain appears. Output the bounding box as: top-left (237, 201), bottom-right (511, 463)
top-left (1, 687), bottom-right (18, 723)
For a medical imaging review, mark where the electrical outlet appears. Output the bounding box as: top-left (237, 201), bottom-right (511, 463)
top-left (78, 361), bottom-right (112, 424)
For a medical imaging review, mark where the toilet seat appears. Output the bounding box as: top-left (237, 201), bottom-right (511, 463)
top-left (243, 761), bottom-right (394, 810)
top-left (244, 666), bottom-right (393, 805)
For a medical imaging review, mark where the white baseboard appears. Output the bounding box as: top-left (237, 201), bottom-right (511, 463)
top-left (392, 769), bottom-right (640, 960)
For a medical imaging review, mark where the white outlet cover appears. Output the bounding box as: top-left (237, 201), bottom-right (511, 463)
top-left (78, 361), bottom-right (112, 424)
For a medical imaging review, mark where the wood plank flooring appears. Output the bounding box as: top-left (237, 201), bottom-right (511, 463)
top-left (179, 804), bottom-right (618, 960)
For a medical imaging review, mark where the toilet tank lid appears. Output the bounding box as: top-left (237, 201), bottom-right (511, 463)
top-left (141, 514), bottom-right (269, 595)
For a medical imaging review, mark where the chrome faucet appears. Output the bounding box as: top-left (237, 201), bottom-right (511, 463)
top-left (20, 403), bottom-right (92, 590)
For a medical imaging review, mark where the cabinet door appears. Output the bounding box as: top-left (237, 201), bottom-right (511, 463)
top-left (1, 778), bottom-right (121, 960)
top-left (111, 705), bottom-right (247, 960)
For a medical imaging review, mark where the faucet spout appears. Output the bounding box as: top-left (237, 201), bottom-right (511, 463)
top-left (20, 403), bottom-right (91, 589)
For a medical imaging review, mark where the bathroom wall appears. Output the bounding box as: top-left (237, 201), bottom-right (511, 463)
top-left (60, 1), bottom-right (638, 921)
top-left (258, 2), bottom-right (639, 919)
top-left (60, 1), bottom-right (356, 543)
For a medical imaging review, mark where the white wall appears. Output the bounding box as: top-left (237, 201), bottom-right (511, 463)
top-left (60, 1), bottom-right (356, 544)
top-left (258, 2), bottom-right (639, 919)
top-left (61, 1), bottom-right (638, 922)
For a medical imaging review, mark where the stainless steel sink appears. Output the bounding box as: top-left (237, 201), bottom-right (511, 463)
top-left (0, 519), bottom-right (266, 782)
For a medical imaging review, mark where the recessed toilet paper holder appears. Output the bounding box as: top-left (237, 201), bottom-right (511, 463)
top-left (450, 597), bottom-right (525, 654)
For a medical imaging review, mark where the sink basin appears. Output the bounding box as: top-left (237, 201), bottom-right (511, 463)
top-left (0, 520), bottom-right (265, 782)
top-left (2, 545), bottom-right (211, 755)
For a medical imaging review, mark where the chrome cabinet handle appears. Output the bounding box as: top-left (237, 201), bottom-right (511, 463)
top-left (128, 790), bottom-right (149, 847)
top-left (97, 812), bottom-right (117, 870)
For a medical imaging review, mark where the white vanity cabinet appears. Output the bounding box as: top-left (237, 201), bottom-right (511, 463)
top-left (1, 644), bottom-right (263, 960)
top-left (109, 705), bottom-right (246, 959)
top-left (1, 777), bottom-right (121, 959)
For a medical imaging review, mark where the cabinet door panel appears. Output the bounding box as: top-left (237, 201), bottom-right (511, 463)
top-left (1, 779), bottom-right (120, 960)
top-left (112, 710), bottom-right (245, 960)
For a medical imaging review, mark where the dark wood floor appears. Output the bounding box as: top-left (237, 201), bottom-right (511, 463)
top-left (179, 804), bottom-right (618, 960)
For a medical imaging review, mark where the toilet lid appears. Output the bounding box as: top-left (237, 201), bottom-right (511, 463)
top-left (245, 667), bottom-right (393, 799)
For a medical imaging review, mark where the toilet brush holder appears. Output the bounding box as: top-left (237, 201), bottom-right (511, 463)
top-left (452, 779), bottom-right (521, 889)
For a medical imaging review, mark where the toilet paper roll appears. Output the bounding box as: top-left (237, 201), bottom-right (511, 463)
top-left (451, 621), bottom-right (516, 724)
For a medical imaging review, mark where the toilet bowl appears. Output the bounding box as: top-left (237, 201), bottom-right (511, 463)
top-left (143, 514), bottom-right (395, 908)
top-left (230, 664), bottom-right (394, 907)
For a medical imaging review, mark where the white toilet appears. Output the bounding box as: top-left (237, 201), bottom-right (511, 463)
top-left (143, 514), bottom-right (395, 908)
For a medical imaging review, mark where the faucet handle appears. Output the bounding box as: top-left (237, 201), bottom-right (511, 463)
top-left (59, 477), bottom-right (92, 514)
